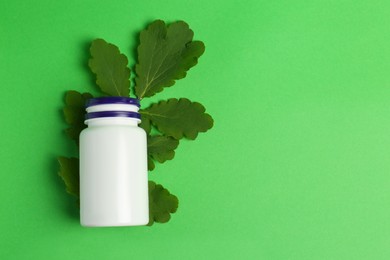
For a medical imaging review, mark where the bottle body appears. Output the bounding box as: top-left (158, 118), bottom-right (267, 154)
top-left (79, 97), bottom-right (149, 227)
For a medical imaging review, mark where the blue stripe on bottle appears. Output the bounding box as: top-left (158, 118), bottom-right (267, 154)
top-left (85, 111), bottom-right (141, 120)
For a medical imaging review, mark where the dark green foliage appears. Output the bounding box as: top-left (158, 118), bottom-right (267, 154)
top-left (89, 39), bottom-right (131, 97)
top-left (57, 157), bottom-right (79, 197)
top-left (148, 181), bottom-right (179, 225)
top-left (63, 91), bottom-right (93, 144)
top-left (135, 20), bottom-right (205, 99)
top-left (147, 135), bottom-right (179, 171)
top-left (141, 98), bottom-right (214, 140)
top-left (58, 19), bottom-right (213, 226)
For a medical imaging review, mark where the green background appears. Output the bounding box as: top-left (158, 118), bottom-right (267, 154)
top-left (1, 0), bottom-right (390, 259)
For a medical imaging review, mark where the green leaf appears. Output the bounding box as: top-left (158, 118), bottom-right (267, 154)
top-left (63, 90), bottom-right (93, 144)
top-left (148, 181), bottom-right (179, 225)
top-left (135, 20), bottom-right (205, 99)
top-left (89, 39), bottom-right (131, 97)
top-left (58, 157), bottom-right (79, 197)
top-left (147, 135), bottom-right (179, 171)
top-left (139, 114), bottom-right (151, 134)
top-left (140, 98), bottom-right (214, 140)
top-left (147, 157), bottom-right (156, 171)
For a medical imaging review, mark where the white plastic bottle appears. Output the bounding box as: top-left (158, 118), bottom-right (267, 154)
top-left (79, 97), bottom-right (149, 227)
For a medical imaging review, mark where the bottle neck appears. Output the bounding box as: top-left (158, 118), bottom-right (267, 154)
top-left (86, 118), bottom-right (139, 127)
top-left (84, 102), bottom-right (141, 127)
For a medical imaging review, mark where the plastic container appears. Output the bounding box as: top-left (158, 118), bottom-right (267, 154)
top-left (80, 97), bottom-right (149, 227)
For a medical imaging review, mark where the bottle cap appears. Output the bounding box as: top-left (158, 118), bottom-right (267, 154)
top-left (86, 97), bottom-right (140, 107)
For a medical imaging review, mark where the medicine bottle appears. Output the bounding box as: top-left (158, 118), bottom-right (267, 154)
top-left (79, 97), bottom-right (149, 227)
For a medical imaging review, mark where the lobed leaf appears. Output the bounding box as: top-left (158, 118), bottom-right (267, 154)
top-left (139, 114), bottom-right (151, 134)
top-left (140, 98), bottom-right (214, 140)
top-left (135, 20), bottom-right (205, 99)
top-left (63, 90), bottom-right (93, 144)
top-left (89, 39), bottom-right (131, 97)
top-left (148, 181), bottom-right (179, 225)
top-left (58, 157), bottom-right (80, 197)
top-left (147, 135), bottom-right (179, 171)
